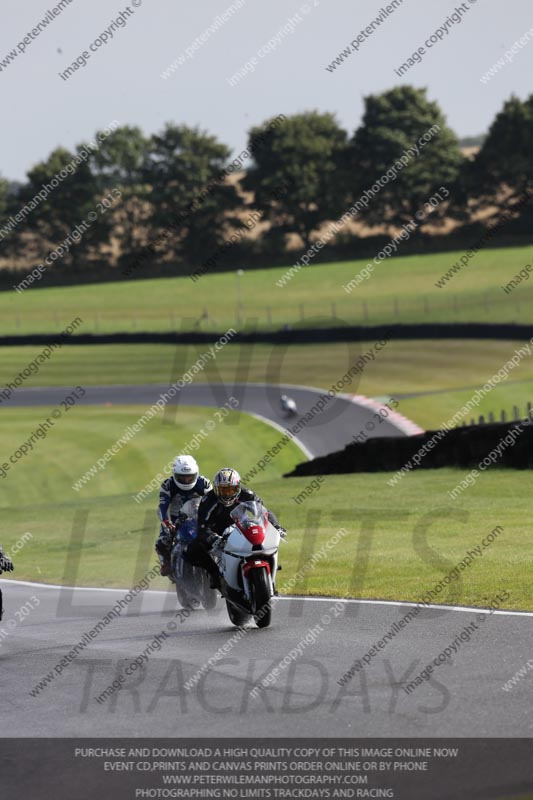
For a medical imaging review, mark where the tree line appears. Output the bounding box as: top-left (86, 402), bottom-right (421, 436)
top-left (0, 85), bottom-right (531, 283)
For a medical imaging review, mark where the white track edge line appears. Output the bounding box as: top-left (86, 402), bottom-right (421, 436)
top-left (2, 579), bottom-right (531, 617)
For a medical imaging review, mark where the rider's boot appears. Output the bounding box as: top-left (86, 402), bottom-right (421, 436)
top-left (155, 540), bottom-right (171, 577)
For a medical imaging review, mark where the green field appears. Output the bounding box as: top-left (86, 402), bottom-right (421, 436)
top-left (2, 338), bottom-right (532, 430)
top-left (0, 405), bottom-right (529, 610)
top-left (2, 244), bottom-right (533, 334)
top-left (0, 405), bottom-right (304, 509)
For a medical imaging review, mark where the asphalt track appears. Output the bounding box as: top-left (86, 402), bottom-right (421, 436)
top-left (2, 381), bottom-right (418, 458)
top-left (2, 579), bottom-right (532, 742)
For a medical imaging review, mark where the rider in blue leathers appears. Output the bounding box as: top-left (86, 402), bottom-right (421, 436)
top-left (155, 454), bottom-right (212, 576)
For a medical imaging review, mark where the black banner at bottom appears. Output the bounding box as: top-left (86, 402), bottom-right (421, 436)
top-left (2, 738), bottom-right (532, 800)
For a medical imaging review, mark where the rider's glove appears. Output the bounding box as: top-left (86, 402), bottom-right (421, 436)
top-left (276, 526), bottom-right (287, 539)
top-left (206, 532), bottom-right (223, 549)
top-left (161, 519), bottom-right (176, 538)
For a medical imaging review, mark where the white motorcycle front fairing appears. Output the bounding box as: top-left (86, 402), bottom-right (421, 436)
top-left (220, 520), bottom-right (280, 601)
top-left (211, 501), bottom-right (281, 615)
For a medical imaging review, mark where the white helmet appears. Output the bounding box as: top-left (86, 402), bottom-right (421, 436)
top-left (172, 455), bottom-right (199, 490)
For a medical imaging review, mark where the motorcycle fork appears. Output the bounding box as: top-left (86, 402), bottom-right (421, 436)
top-left (240, 564), bottom-right (252, 602)
top-left (242, 559), bottom-right (274, 601)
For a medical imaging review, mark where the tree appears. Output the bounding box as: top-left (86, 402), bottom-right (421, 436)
top-left (90, 125), bottom-right (148, 188)
top-left (470, 95), bottom-right (533, 205)
top-left (0, 176), bottom-right (8, 219)
top-left (0, 176), bottom-right (11, 257)
top-left (90, 125), bottom-right (152, 262)
top-left (143, 124), bottom-right (241, 266)
top-left (243, 112), bottom-right (348, 249)
top-left (17, 147), bottom-right (109, 267)
top-left (350, 86), bottom-right (463, 227)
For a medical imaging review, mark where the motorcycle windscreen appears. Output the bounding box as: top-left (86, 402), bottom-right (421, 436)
top-left (230, 500), bottom-right (268, 545)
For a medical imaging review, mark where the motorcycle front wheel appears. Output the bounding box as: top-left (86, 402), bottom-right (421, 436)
top-left (250, 568), bottom-right (272, 628)
top-left (225, 599), bottom-right (251, 627)
top-left (174, 560), bottom-right (196, 608)
top-left (175, 581), bottom-right (193, 608)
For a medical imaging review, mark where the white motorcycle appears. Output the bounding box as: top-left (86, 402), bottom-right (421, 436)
top-left (280, 394), bottom-right (298, 418)
top-left (212, 501), bottom-right (283, 629)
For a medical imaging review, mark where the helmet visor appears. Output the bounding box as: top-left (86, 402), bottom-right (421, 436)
top-left (217, 484), bottom-right (239, 502)
top-left (175, 472), bottom-right (196, 486)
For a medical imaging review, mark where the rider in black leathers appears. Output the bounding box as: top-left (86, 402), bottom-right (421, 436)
top-left (0, 548), bottom-right (13, 574)
top-left (185, 468), bottom-right (284, 590)
top-left (0, 546), bottom-right (14, 620)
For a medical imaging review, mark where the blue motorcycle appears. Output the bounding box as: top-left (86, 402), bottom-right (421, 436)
top-left (170, 499), bottom-right (217, 611)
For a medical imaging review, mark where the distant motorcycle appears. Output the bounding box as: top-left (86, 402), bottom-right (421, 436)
top-left (170, 499), bottom-right (217, 611)
top-left (280, 394), bottom-right (298, 418)
top-left (212, 501), bottom-right (283, 629)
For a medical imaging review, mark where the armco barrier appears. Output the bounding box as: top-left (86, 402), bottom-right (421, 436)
top-left (2, 322), bottom-right (533, 346)
top-left (285, 420), bottom-right (533, 477)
